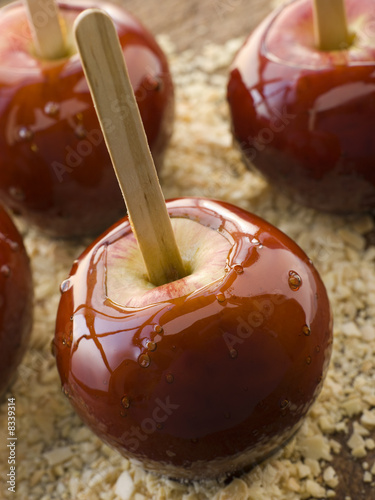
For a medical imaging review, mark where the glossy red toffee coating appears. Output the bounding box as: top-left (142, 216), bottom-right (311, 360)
top-left (227, 0), bottom-right (375, 213)
top-left (0, 206), bottom-right (33, 397)
top-left (0, 0), bottom-right (174, 237)
top-left (55, 198), bottom-right (333, 479)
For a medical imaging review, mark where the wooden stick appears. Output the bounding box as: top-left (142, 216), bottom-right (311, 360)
top-left (74, 9), bottom-right (186, 287)
top-left (24, 0), bottom-right (67, 59)
top-left (313, 0), bottom-right (351, 51)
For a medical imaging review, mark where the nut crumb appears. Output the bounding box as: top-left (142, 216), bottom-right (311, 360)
top-left (323, 466), bottom-right (339, 488)
top-left (363, 471), bottom-right (372, 483)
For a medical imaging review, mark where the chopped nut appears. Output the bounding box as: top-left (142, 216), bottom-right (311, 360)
top-left (286, 477), bottom-right (300, 492)
top-left (218, 478), bottom-right (248, 499)
top-left (318, 415), bottom-right (336, 433)
top-left (299, 435), bottom-right (332, 461)
top-left (341, 322), bottom-right (361, 337)
top-left (353, 421), bottom-right (370, 437)
top-left (305, 479), bottom-right (326, 498)
top-left (363, 471), bottom-right (372, 483)
top-left (365, 439), bottom-right (375, 450)
top-left (361, 410), bottom-right (375, 429)
top-left (43, 446), bottom-right (75, 466)
top-left (337, 229), bottom-right (366, 251)
top-left (304, 458), bottom-right (321, 476)
top-left (297, 463), bottom-right (311, 479)
top-left (342, 397), bottom-right (362, 417)
top-left (114, 471), bottom-right (135, 500)
top-left (323, 466), bottom-right (339, 488)
top-left (352, 216), bottom-right (374, 235)
top-left (347, 431), bottom-right (367, 458)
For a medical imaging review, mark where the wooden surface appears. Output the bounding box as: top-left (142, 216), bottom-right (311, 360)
top-left (122, 0), bottom-right (272, 52)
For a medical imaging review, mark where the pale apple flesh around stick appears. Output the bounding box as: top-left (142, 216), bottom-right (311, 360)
top-left (107, 218), bottom-right (232, 308)
top-left (23, 0), bottom-right (67, 59)
top-left (313, 0), bottom-right (351, 51)
top-left (74, 9), bottom-right (185, 287)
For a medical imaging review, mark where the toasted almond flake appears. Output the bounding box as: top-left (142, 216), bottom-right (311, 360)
top-left (348, 432), bottom-right (366, 450)
top-left (337, 229), bottom-right (366, 251)
top-left (323, 466), bottom-right (339, 488)
top-left (304, 458), bottom-right (321, 476)
top-left (352, 447), bottom-right (368, 459)
top-left (342, 397), bottom-right (363, 417)
top-left (30, 469), bottom-right (45, 487)
top-left (297, 463), bottom-right (311, 479)
top-left (43, 446), bottom-right (75, 466)
top-left (298, 435), bottom-right (332, 461)
top-left (363, 471), bottom-right (372, 483)
top-left (217, 478), bottom-right (248, 499)
top-left (318, 415), bottom-right (336, 434)
top-left (305, 479), bottom-right (326, 498)
top-left (361, 410), bottom-right (375, 429)
top-left (361, 324), bottom-right (375, 341)
top-left (352, 216), bottom-right (375, 235)
top-left (68, 476), bottom-right (81, 497)
top-left (114, 471), bottom-right (135, 500)
top-left (286, 477), bottom-right (300, 492)
top-left (353, 422), bottom-right (371, 437)
top-left (364, 247), bottom-right (375, 261)
top-left (341, 322), bottom-right (361, 337)
top-left (361, 360), bottom-right (373, 373)
top-left (364, 394), bottom-right (375, 406)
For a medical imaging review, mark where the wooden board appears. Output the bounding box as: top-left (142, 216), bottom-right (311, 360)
top-left (121, 0), bottom-right (272, 52)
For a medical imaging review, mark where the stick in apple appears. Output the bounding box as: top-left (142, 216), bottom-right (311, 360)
top-left (24, 0), bottom-right (67, 59)
top-left (313, 0), bottom-right (351, 51)
top-left (73, 9), bottom-right (186, 287)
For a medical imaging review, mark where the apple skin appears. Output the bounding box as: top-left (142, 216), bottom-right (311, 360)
top-left (54, 197), bottom-right (333, 479)
top-left (227, 0), bottom-right (375, 213)
top-left (0, 205), bottom-right (33, 398)
top-left (0, 0), bottom-right (174, 238)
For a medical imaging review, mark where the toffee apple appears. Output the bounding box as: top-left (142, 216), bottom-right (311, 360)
top-left (0, 0), bottom-right (174, 237)
top-left (54, 10), bottom-right (333, 480)
top-left (55, 196), bottom-right (333, 479)
top-left (227, 0), bottom-right (375, 213)
top-left (0, 206), bottom-right (33, 397)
